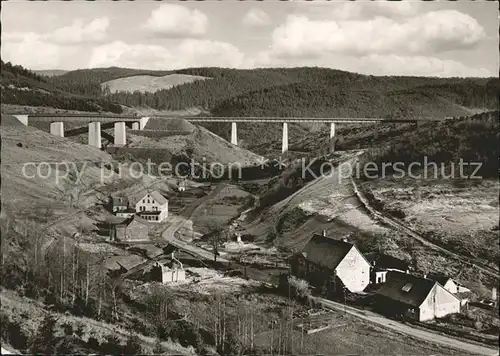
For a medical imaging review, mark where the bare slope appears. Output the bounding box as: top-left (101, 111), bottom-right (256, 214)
top-left (240, 152), bottom-right (499, 292)
top-left (102, 74), bottom-right (209, 93)
top-left (127, 118), bottom-right (264, 167)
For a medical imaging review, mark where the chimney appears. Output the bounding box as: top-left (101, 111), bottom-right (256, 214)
top-left (492, 287), bottom-right (497, 301)
top-left (322, 230), bottom-right (327, 237)
top-left (171, 251), bottom-right (175, 260)
top-left (406, 269), bottom-right (409, 274)
top-left (423, 274), bottom-right (427, 279)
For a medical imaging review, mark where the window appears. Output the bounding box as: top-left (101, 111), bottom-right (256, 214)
top-left (147, 199), bottom-right (150, 204)
top-left (401, 283), bottom-right (413, 292)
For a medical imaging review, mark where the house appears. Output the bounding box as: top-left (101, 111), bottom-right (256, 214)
top-left (112, 215), bottom-right (149, 242)
top-left (151, 252), bottom-right (185, 283)
top-left (289, 233), bottom-right (371, 295)
top-left (425, 273), bottom-right (458, 294)
top-left (135, 191), bottom-right (168, 222)
top-left (375, 271), bottom-right (461, 322)
top-left (177, 179), bottom-right (186, 192)
top-left (110, 195), bottom-right (129, 213)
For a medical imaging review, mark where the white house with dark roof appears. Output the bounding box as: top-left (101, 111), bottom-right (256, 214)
top-left (290, 233), bottom-right (371, 294)
top-left (135, 191), bottom-right (168, 222)
top-left (375, 271), bottom-right (461, 321)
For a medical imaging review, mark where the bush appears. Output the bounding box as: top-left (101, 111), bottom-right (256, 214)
top-left (288, 276), bottom-right (311, 300)
top-left (30, 314), bottom-right (57, 355)
top-left (122, 333), bottom-right (143, 355)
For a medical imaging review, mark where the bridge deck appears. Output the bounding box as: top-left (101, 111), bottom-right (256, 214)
top-left (14, 113), bottom-right (447, 124)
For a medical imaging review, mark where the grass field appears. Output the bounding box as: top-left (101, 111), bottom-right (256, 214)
top-left (102, 74), bottom-right (209, 93)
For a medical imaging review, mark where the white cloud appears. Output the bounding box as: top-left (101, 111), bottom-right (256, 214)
top-left (1, 33), bottom-right (63, 70)
top-left (3, 18), bottom-right (110, 46)
top-left (250, 50), bottom-right (493, 77)
top-left (332, 1), bottom-right (420, 21)
top-left (144, 4), bottom-right (208, 38)
top-left (51, 18), bottom-right (109, 44)
top-left (242, 8), bottom-right (271, 28)
top-left (271, 10), bottom-right (486, 58)
top-left (88, 40), bottom-right (245, 69)
top-left (356, 55), bottom-right (492, 77)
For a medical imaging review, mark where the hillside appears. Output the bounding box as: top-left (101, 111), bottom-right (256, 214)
top-left (0, 61), bottom-right (122, 113)
top-left (102, 74), bottom-right (209, 94)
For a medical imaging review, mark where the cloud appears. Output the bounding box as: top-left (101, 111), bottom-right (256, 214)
top-left (271, 10), bottom-right (486, 58)
top-left (250, 50), bottom-right (493, 77)
top-left (3, 18), bottom-right (110, 46)
top-left (51, 18), bottom-right (110, 44)
top-left (356, 55), bottom-right (492, 77)
top-left (332, 1), bottom-right (420, 21)
top-left (242, 8), bottom-right (271, 28)
top-left (144, 4), bottom-right (208, 38)
top-left (88, 40), bottom-right (245, 69)
top-left (1, 33), bottom-right (63, 70)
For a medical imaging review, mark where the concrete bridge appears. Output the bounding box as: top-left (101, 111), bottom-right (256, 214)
top-left (12, 113), bottom-right (149, 149)
top-left (11, 113), bottom-right (443, 153)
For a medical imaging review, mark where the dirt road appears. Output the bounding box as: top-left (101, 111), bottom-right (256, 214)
top-left (160, 183), bottom-right (229, 263)
top-left (313, 296), bottom-right (498, 356)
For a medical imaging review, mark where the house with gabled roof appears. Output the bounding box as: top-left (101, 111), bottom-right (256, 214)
top-left (289, 233), bottom-right (371, 295)
top-left (375, 271), bottom-right (461, 321)
top-left (135, 190), bottom-right (168, 222)
top-left (111, 215), bottom-right (149, 242)
top-left (425, 273), bottom-right (458, 294)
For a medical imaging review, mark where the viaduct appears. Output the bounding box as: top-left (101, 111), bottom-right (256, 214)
top-left (11, 114), bottom-right (442, 153)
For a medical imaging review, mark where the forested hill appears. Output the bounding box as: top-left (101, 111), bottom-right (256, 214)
top-left (3, 63), bottom-right (499, 119)
top-left (0, 61), bottom-right (123, 113)
top-left (53, 66), bottom-right (498, 118)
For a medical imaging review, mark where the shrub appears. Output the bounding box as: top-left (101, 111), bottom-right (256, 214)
top-left (122, 333), bottom-right (143, 355)
top-left (288, 276), bottom-right (311, 300)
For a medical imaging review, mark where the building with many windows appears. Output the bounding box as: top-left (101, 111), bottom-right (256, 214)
top-left (135, 191), bottom-right (168, 222)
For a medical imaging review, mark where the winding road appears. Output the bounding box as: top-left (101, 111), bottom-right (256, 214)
top-left (312, 296), bottom-right (498, 356)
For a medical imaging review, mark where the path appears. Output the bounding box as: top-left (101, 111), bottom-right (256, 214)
top-left (312, 296), bottom-right (498, 356)
top-left (351, 178), bottom-right (499, 278)
top-left (161, 183), bottom-right (230, 262)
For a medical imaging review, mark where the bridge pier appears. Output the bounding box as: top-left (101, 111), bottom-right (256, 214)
top-left (88, 122), bottom-right (102, 149)
top-left (231, 122), bottom-right (238, 145)
top-left (282, 122), bottom-right (288, 154)
top-left (114, 122), bottom-right (126, 146)
top-left (330, 122), bottom-right (336, 153)
top-left (50, 122), bottom-right (64, 137)
top-left (132, 122), bottom-right (140, 130)
top-left (13, 114), bottom-right (28, 126)
top-left (139, 117), bottom-right (150, 130)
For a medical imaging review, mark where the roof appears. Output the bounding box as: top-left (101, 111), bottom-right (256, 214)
top-left (138, 211), bottom-right (161, 216)
top-left (111, 195), bottom-right (129, 207)
top-left (106, 216), bottom-right (129, 225)
top-left (150, 191), bottom-right (168, 205)
top-left (296, 234), bottom-right (359, 271)
top-left (116, 214), bottom-right (149, 227)
top-left (375, 271), bottom-right (437, 308)
top-left (364, 252), bottom-right (410, 271)
top-left (426, 273), bottom-right (453, 286)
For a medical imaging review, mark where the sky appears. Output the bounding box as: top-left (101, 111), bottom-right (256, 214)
top-left (2, 0), bottom-right (498, 77)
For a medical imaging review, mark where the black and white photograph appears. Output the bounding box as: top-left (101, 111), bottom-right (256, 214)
top-left (0, 0), bottom-right (499, 355)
